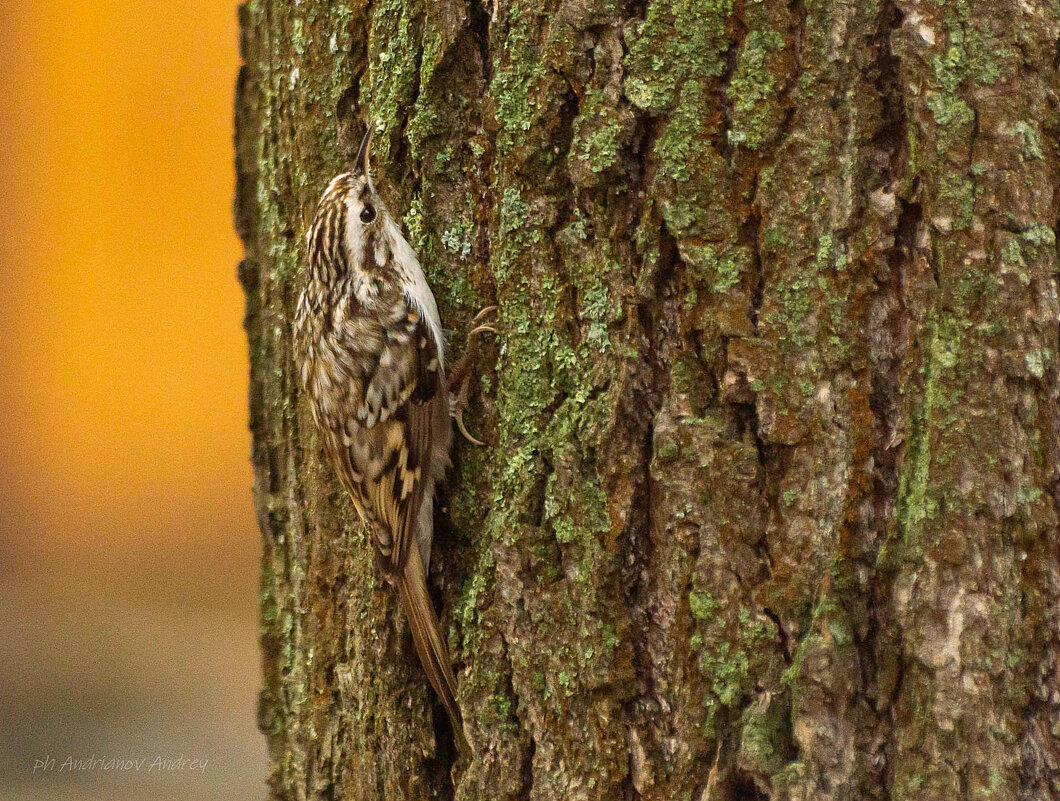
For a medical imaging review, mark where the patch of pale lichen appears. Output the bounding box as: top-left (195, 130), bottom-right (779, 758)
top-left (625, 0), bottom-right (761, 369)
top-left (362, 0), bottom-right (423, 170)
top-left (624, 0), bottom-right (731, 113)
top-left (625, 0), bottom-right (734, 226)
top-left (690, 589), bottom-right (779, 736)
top-left (568, 89), bottom-right (635, 183)
top-left (727, 28), bottom-right (786, 150)
top-left (489, 1), bottom-right (549, 155)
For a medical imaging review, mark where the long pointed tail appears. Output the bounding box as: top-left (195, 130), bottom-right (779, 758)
top-left (398, 546), bottom-right (467, 750)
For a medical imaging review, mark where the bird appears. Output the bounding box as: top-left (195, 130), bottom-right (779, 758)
top-left (294, 128), bottom-right (492, 750)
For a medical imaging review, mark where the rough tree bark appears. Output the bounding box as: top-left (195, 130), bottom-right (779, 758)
top-left (236, 0), bottom-right (1060, 798)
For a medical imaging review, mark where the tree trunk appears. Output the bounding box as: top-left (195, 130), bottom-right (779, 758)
top-left (235, 0), bottom-right (1060, 798)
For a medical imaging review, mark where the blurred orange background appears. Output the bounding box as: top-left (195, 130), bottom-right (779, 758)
top-left (0, 1), bottom-right (263, 799)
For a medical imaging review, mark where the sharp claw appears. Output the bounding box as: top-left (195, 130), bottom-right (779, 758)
top-left (469, 305), bottom-right (499, 326)
top-left (455, 410), bottom-right (484, 446)
top-left (452, 306), bottom-right (499, 447)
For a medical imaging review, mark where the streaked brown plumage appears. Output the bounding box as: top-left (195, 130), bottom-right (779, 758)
top-left (294, 132), bottom-right (465, 745)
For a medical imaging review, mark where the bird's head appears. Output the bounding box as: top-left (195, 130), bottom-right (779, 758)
top-left (306, 128), bottom-right (397, 286)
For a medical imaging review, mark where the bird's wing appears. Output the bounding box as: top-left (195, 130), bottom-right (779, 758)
top-left (329, 303), bottom-right (444, 575)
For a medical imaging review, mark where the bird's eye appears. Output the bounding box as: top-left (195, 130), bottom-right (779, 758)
top-left (360, 204), bottom-right (376, 223)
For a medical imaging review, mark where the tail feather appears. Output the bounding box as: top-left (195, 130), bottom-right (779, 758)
top-left (398, 546), bottom-right (468, 751)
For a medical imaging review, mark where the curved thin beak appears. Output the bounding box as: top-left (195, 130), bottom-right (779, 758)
top-left (354, 127), bottom-right (373, 181)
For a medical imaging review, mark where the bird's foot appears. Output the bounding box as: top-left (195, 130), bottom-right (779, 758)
top-left (448, 306), bottom-right (499, 445)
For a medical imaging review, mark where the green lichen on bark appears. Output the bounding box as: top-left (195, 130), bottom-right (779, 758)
top-left (238, 0), bottom-right (1060, 799)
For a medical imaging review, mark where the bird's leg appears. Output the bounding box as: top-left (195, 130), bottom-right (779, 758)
top-left (448, 306), bottom-right (499, 445)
